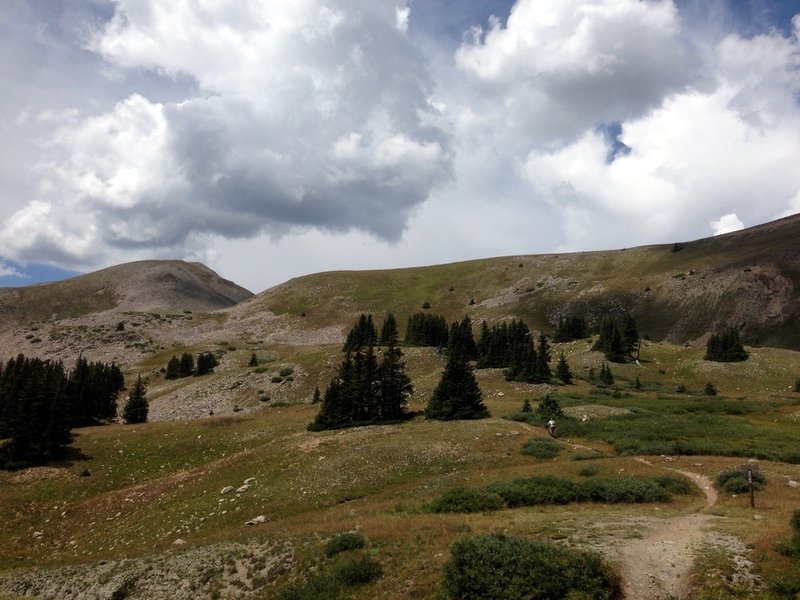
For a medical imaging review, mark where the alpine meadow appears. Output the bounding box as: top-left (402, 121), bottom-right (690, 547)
top-left (1, 215), bottom-right (800, 599)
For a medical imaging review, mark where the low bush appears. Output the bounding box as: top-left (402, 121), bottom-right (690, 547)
top-left (715, 466), bottom-right (766, 493)
top-left (439, 535), bottom-right (620, 600)
top-left (580, 477), bottom-right (671, 503)
top-left (429, 487), bottom-right (505, 513)
top-left (330, 556), bottom-right (382, 586)
top-left (279, 366), bottom-right (295, 377)
top-left (487, 475), bottom-right (581, 507)
top-left (776, 509), bottom-right (800, 558)
top-left (521, 438), bottom-right (561, 459)
top-left (278, 573), bottom-right (340, 600)
top-left (324, 531), bottom-right (366, 557)
top-left (431, 475), bottom-right (695, 513)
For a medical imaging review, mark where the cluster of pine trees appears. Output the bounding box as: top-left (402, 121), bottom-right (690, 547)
top-left (309, 314), bottom-right (413, 431)
top-left (474, 319), bottom-right (570, 384)
top-left (592, 316), bottom-right (640, 362)
top-left (0, 354), bottom-right (125, 469)
top-left (705, 327), bottom-right (748, 362)
top-left (405, 313), bottom-right (448, 348)
top-left (553, 315), bottom-right (589, 342)
top-left (164, 351), bottom-right (219, 379)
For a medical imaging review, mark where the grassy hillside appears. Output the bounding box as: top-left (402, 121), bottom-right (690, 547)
top-left (2, 338), bottom-right (800, 598)
top-left (248, 213), bottom-right (800, 349)
top-left (2, 216), bottom-right (800, 598)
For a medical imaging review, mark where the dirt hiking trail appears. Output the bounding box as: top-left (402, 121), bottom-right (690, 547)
top-left (617, 458), bottom-right (719, 599)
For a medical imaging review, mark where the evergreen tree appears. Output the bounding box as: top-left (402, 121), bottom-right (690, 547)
top-left (378, 343), bottom-right (414, 421)
top-left (448, 316), bottom-right (477, 361)
top-left (704, 382), bottom-right (718, 396)
top-left (311, 387), bottom-right (321, 404)
top-left (795, 377), bottom-right (800, 393)
top-left (405, 313), bottom-right (449, 348)
top-left (379, 313), bottom-right (399, 346)
top-left (195, 352), bottom-right (218, 376)
top-left (310, 331), bottom-right (413, 431)
top-left (621, 314), bottom-right (640, 358)
top-left (633, 375), bottom-right (642, 390)
top-left (426, 355), bottom-right (489, 421)
top-left (67, 355), bottom-right (92, 426)
top-left (599, 363), bottom-right (615, 385)
top-left (66, 357), bottom-right (124, 426)
top-left (555, 353), bottom-right (573, 384)
top-left (532, 333), bottom-right (552, 383)
top-left (593, 316), bottom-right (638, 363)
top-left (343, 314), bottom-right (378, 352)
top-left (0, 355), bottom-right (72, 468)
top-left (248, 353), bottom-right (258, 367)
top-left (704, 327), bottom-right (748, 362)
top-left (521, 398), bottom-right (532, 413)
top-left (504, 321), bottom-right (535, 381)
top-left (553, 315), bottom-right (588, 342)
top-left (165, 356), bottom-right (181, 380)
top-left (535, 392), bottom-right (563, 422)
top-left (479, 321), bottom-right (511, 368)
top-left (179, 353), bottom-right (195, 377)
top-left (123, 376), bottom-right (148, 424)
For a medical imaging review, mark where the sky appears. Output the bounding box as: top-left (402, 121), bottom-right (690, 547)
top-left (1, 0), bottom-right (799, 292)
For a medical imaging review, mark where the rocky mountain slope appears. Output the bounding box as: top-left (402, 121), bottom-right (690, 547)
top-left (0, 260), bottom-right (253, 325)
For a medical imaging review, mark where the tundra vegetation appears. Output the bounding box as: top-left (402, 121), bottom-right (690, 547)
top-left (2, 219), bottom-right (800, 598)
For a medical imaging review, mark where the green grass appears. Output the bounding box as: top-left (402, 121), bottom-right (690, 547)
top-left (556, 412), bottom-right (800, 463)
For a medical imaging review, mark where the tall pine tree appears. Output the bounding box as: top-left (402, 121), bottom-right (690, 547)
top-left (123, 376), bottom-right (149, 424)
top-left (426, 355), bottom-right (489, 421)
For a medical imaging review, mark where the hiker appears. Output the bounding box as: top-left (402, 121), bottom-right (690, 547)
top-left (546, 418), bottom-right (556, 437)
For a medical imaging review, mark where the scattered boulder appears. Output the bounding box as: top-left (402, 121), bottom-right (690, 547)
top-left (220, 486), bottom-right (234, 494)
top-left (788, 480), bottom-right (799, 488)
top-left (244, 515), bottom-right (267, 526)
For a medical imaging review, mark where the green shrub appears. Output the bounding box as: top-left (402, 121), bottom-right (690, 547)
top-left (536, 393), bottom-right (563, 421)
top-left (279, 366), bottom-right (295, 377)
top-left (432, 474), bottom-right (694, 512)
top-left (271, 376), bottom-right (284, 383)
top-left (572, 451), bottom-right (611, 461)
top-left (487, 475), bottom-right (582, 507)
top-left (324, 531), bottom-right (366, 557)
top-left (278, 573), bottom-right (340, 600)
top-left (578, 466), bottom-right (599, 477)
top-left (652, 475), bottom-right (697, 496)
top-left (521, 438), bottom-right (561, 459)
top-left (776, 509), bottom-right (800, 558)
top-left (580, 477), bottom-right (670, 503)
top-left (429, 487), bottom-right (505, 513)
top-left (440, 535), bottom-right (620, 600)
top-left (716, 466), bottom-right (766, 493)
top-left (330, 556), bottom-right (382, 586)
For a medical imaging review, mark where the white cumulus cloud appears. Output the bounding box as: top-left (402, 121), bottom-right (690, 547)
top-left (710, 213), bottom-right (745, 236)
top-left (0, 0), bottom-right (451, 267)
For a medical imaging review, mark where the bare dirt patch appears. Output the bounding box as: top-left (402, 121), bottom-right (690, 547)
top-left (605, 459), bottom-right (755, 599)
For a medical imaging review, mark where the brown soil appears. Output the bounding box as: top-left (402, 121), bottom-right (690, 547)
top-left (614, 458), bottom-right (736, 599)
